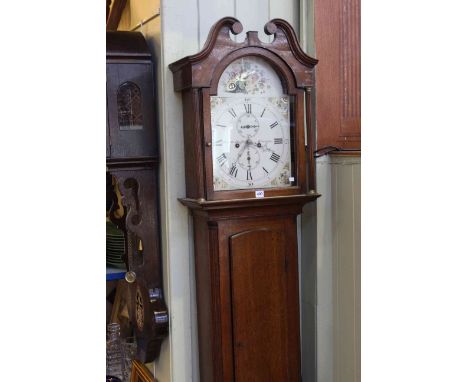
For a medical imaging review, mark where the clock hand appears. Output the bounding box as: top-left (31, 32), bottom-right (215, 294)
top-left (228, 139), bottom-right (249, 169)
top-left (252, 139), bottom-right (272, 152)
top-left (236, 139), bottom-right (250, 160)
top-left (239, 70), bottom-right (255, 81)
top-left (226, 70), bottom-right (255, 92)
top-left (246, 148), bottom-right (252, 168)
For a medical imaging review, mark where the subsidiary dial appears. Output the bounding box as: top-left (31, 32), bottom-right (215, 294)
top-left (236, 141), bottom-right (261, 171)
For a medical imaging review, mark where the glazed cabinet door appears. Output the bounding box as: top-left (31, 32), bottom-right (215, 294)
top-left (106, 63), bottom-right (157, 159)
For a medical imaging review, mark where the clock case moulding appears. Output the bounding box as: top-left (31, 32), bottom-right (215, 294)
top-left (169, 17), bottom-right (320, 207)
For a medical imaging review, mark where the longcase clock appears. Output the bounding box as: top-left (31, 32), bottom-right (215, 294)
top-left (169, 18), bottom-right (319, 381)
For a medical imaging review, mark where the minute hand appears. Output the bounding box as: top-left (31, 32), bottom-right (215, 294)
top-left (235, 139), bottom-right (252, 162)
top-left (252, 139), bottom-right (272, 152)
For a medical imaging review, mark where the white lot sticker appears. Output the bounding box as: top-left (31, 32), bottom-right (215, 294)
top-left (289, 177), bottom-right (295, 182)
top-left (255, 190), bottom-right (265, 198)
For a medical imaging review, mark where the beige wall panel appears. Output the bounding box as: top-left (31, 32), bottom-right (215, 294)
top-left (328, 156), bottom-right (360, 382)
top-left (353, 164), bottom-right (361, 382)
top-left (299, 0), bottom-right (315, 55)
top-left (198, 0), bottom-right (298, 46)
top-left (159, 1), bottom-right (201, 381)
top-left (235, 0), bottom-right (270, 42)
top-left (315, 156), bottom-right (335, 382)
top-left (270, 0), bottom-right (299, 31)
top-left (198, 0), bottom-right (235, 48)
top-left (332, 157), bottom-right (360, 382)
top-left (315, 155), bottom-right (361, 382)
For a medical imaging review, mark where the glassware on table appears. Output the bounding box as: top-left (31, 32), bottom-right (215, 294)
top-left (106, 323), bottom-right (126, 381)
top-left (122, 337), bottom-right (137, 380)
top-left (106, 376), bottom-right (122, 382)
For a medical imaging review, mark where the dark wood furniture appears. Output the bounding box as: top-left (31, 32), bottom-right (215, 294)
top-left (106, 0), bottom-right (127, 31)
top-left (170, 18), bottom-right (319, 381)
top-left (315, 0), bottom-right (361, 151)
top-left (106, 31), bottom-right (168, 363)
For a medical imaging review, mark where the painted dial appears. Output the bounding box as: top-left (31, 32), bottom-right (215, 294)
top-left (211, 56), bottom-right (293, 191)
top-left (212, 98), bottom-right (290, 189)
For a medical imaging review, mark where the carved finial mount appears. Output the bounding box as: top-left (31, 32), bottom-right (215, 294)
top-left (212, 16), bottom-right (243, 35)
top-left (264, 21), bottom-right (277, 36)
top-left (230, 19), bottom-right (243, 35)
top-left (200, 17), bottom-right (243, 52)
top-left (213, 16), bottom-right (243, 36)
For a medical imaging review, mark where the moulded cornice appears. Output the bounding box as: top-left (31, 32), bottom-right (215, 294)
top-left (169, 17), bottom-right (318, 91)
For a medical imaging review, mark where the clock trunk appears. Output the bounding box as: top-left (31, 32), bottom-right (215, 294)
top-left (188, 201), bottom-right (304, 382)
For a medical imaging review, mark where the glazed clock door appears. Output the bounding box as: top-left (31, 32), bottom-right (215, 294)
top-left (210, 56), bottom-right (296, 192)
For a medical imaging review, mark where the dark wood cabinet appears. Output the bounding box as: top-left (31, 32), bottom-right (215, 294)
top-left (106, 31), bottom-right (168, 363)
top-left (107, 32), bottom-right (158, 160)
top-left (170, 18), bottom-right (319, 381)
top-left (315, 0), bottom-right (361, 151)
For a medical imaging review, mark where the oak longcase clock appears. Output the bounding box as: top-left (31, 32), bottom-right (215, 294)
top-left (170, 18), bottom-right (319, 381)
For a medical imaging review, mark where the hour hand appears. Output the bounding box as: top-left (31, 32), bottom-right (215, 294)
top-left (236, 139), bottom-right (249, 159)
top-left (226, 70), bottom-right (255, 92)
top-left (252, 139), bottom-right (272, 151)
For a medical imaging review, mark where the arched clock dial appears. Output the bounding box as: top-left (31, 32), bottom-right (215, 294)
top-left (211, 56), bottom-right (294, 191)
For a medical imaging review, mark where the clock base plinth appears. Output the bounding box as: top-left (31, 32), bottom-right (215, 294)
top-left (182, 194), bottom-right (318, 382)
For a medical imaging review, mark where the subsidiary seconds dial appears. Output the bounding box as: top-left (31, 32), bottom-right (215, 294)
top-left (211, 98), bottom-right (291, 190)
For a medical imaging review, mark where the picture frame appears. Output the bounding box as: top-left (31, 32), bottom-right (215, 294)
top-left (130, 360), bottom-right (157, 382)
